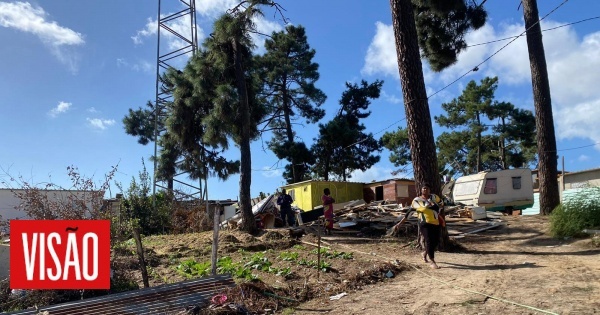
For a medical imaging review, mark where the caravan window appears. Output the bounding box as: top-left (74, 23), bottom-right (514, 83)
top-left (288, 189), bottom-right (295, 200)
top-left (454, 180), bottom-right (480, 196)
top-left (484, 178), bottom-right (497, 194)
top-left (512, 177), bottom-right (522, 189)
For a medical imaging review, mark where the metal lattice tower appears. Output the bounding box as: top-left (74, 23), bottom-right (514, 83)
top-left (152, 0), bottom-right (203, 201)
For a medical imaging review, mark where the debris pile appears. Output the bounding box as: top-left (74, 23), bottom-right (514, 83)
top-left (331, 200), bottom-right (410, 236)
top-left (322, 200), bottom-right (505, 238)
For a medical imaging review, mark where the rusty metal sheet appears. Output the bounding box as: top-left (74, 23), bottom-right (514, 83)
top-left (8, 274), bottom-right (235, 315)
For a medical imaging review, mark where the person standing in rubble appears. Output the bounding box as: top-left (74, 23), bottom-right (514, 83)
top-left (322, 188), bottom-right (335, 235)
top-left (397, 183), bottom-right (444, 269)
top-left (277, 189), bottom-right (295, 227)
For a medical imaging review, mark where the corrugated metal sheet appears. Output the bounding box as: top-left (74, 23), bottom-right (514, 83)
top-left (8, 274), bottom-right (235, 315)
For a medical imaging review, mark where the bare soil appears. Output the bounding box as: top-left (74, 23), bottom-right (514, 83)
top-left (115, 215), bottom-right (600, 315)
top-left (295, 215), bottom-right (600, 315)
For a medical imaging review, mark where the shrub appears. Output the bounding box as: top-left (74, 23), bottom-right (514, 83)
top-left (550, 187), bottom-right (600, 238)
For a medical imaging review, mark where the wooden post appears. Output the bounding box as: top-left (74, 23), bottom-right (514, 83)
top-left (132, 228), bottom-right (149, 288)
top-left (211, 202), bottom-right (220, 275)
top-left (317, 219), bottom-right (322, 281)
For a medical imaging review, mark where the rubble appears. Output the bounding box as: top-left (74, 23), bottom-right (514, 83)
top-left (316, 200), bottom-right (506, 238)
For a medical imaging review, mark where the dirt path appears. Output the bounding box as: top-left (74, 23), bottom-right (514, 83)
top-left (294, 216), bottom-right (600, 315)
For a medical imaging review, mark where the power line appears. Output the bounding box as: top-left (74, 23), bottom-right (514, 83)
top-left (555, 142), bottom-right (600, 152)
top-left (344, 117), bottom-right (407, 149)
top-left (467, 16), bottom-right (600, 48)
top-left (427, 0), bottom-right (570, 100)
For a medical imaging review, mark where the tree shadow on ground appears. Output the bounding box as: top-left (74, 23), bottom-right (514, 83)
top-left (464, 249), bottom-right (600, 256)
top-left (441, 261), bottom-right (543, 270)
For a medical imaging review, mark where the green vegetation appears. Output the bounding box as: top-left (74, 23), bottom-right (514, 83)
top-left (278, 251), bottom-right (300, 262)
top-left (310, 248), bottom-right (354, 259)
top-left (550, 187), bottom-right (600, 237)
top-left (173, 247), bottom-right (354, 281)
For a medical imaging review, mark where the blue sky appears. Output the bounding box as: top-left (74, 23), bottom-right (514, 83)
top-left (1, 0), bottom-right (599, 201)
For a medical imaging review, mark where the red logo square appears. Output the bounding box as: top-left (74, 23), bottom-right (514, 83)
top-left (10, 220), bottom-right (111, 289)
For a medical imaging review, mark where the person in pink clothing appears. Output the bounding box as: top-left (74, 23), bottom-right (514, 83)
top-left (322, 188), bottom-right (335, 235)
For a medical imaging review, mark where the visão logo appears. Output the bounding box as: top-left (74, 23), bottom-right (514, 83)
top-left (10, 220), bottom-right (110, 289)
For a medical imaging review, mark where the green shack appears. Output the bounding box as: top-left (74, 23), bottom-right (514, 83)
top-left (280, 180), bottom-right (365, 211)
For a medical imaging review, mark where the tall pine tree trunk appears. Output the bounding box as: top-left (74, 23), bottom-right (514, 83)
top-left (390, 0), bottom-right (448, 249)
top-left (389, 0), bottom-right (441, 194)
top-left (233, 39), bottom-right (257, 234)
top-left (522, 0), bottom-right (559, 215)
top-left (476, 113), bottom-right (482, 173)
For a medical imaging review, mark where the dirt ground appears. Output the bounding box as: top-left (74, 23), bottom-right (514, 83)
top-left (114, 215), bottom-right (600, 315)
top-left (295, 215), bottom-right (600, 315)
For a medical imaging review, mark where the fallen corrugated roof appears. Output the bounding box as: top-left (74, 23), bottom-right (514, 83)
top-left (8, 274), bottom-right (235, 315)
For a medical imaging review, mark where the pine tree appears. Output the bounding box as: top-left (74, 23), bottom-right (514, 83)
top-left (435, 77), bottom-right (498, 173)
top-left (389, 0), bottom-right (441, 194)
top-left (522, 0), bottom-right (559, 215)
top-left (257, 25), bottom-right (326, 183)
top-left (197, 5), bottom-right (269, 234)
top-left (312, 80), bottom-right (383, 181)
top-left (435, 77), bottom-right (537, 175)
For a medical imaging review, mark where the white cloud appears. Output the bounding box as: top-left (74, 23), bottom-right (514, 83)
top-left (261, 166), bottom-right (282, 178)
top-left (87, 107), bottom-right (98, 113)
top-left (349, 166), bottom-right (396, 183)
top-left (195, 0), bottom-right (239, 17)
top-left (362, 22), bottom-right (398, 78)
top-left (132, 0), bottom-right (282, 56)
top-left (555, 99), bottom-right (600, 145)
top-left (250, 16), bottom-right (283, 54)
top-left (578, 155), bottom-right (590, 162)
top-left (131, 18), bottom-right (156, 45)
top-left (363, 19), bottom-right (600, 150)
top-left (48, 101), bottom-right (72, 118)
top-left (0, 2), bottom-right (84, 72)
top-left (87, 118), bottom-right (116, 130)
top-left (381, 90), bottom-right (402, 105)
top-left (117, 58), bottom-right (154, 73)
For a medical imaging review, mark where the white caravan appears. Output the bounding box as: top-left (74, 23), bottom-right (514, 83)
top-left (445, 168), bottom-right (534, 213)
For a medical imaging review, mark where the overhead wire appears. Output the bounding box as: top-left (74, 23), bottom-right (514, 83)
top-left (467, 16), bottom-right (600, 47)
top-left (373, 0), bottom-right (576, 150)
top-left (427, 0), bottom-right (571, 100)
top-left (258, 0), bottom-right (587, 174)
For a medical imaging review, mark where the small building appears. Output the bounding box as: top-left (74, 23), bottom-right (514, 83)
top-left (524, 167), bottom-right (600, 215)
top-left (0, 188), bottom-right (103, 221)
top-left (280, 180), bottom-right (365, 211)
top-left (363, 178), bottom-right (417, 206)
top-left (559, 167), bottom-right (600, 201)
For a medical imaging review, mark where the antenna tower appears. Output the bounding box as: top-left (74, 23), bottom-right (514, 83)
top-left (152, 0), bottom-right (204, 201)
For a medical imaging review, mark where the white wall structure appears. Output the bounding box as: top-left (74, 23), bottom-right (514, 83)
top-left (0, 189), bottom-right (102, 222)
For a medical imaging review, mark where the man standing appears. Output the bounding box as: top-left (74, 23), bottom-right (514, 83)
top-left (277, 189), bottom-right (295, 227)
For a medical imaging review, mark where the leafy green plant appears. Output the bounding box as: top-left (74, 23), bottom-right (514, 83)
top-left (216, 256), bottom-right (238, 274)
top-left (310, 248), bottom-right (353, 259)
top-left (278, 251), bottom-right (299, 262)
top-left (311, 248), bottom-right (328, 255)
top-left (176, 259), bottom-right (211, 278)
top-left (550, 187), bottom-right (600, 238)
top-left (243, 252), bottom-right (272, 271)
top-left (293, 245), bottom-right (306, 250)
top-left (275, 267), bottom-right (292, 277)
top-left (297, 259), bottom-right (331, 271)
